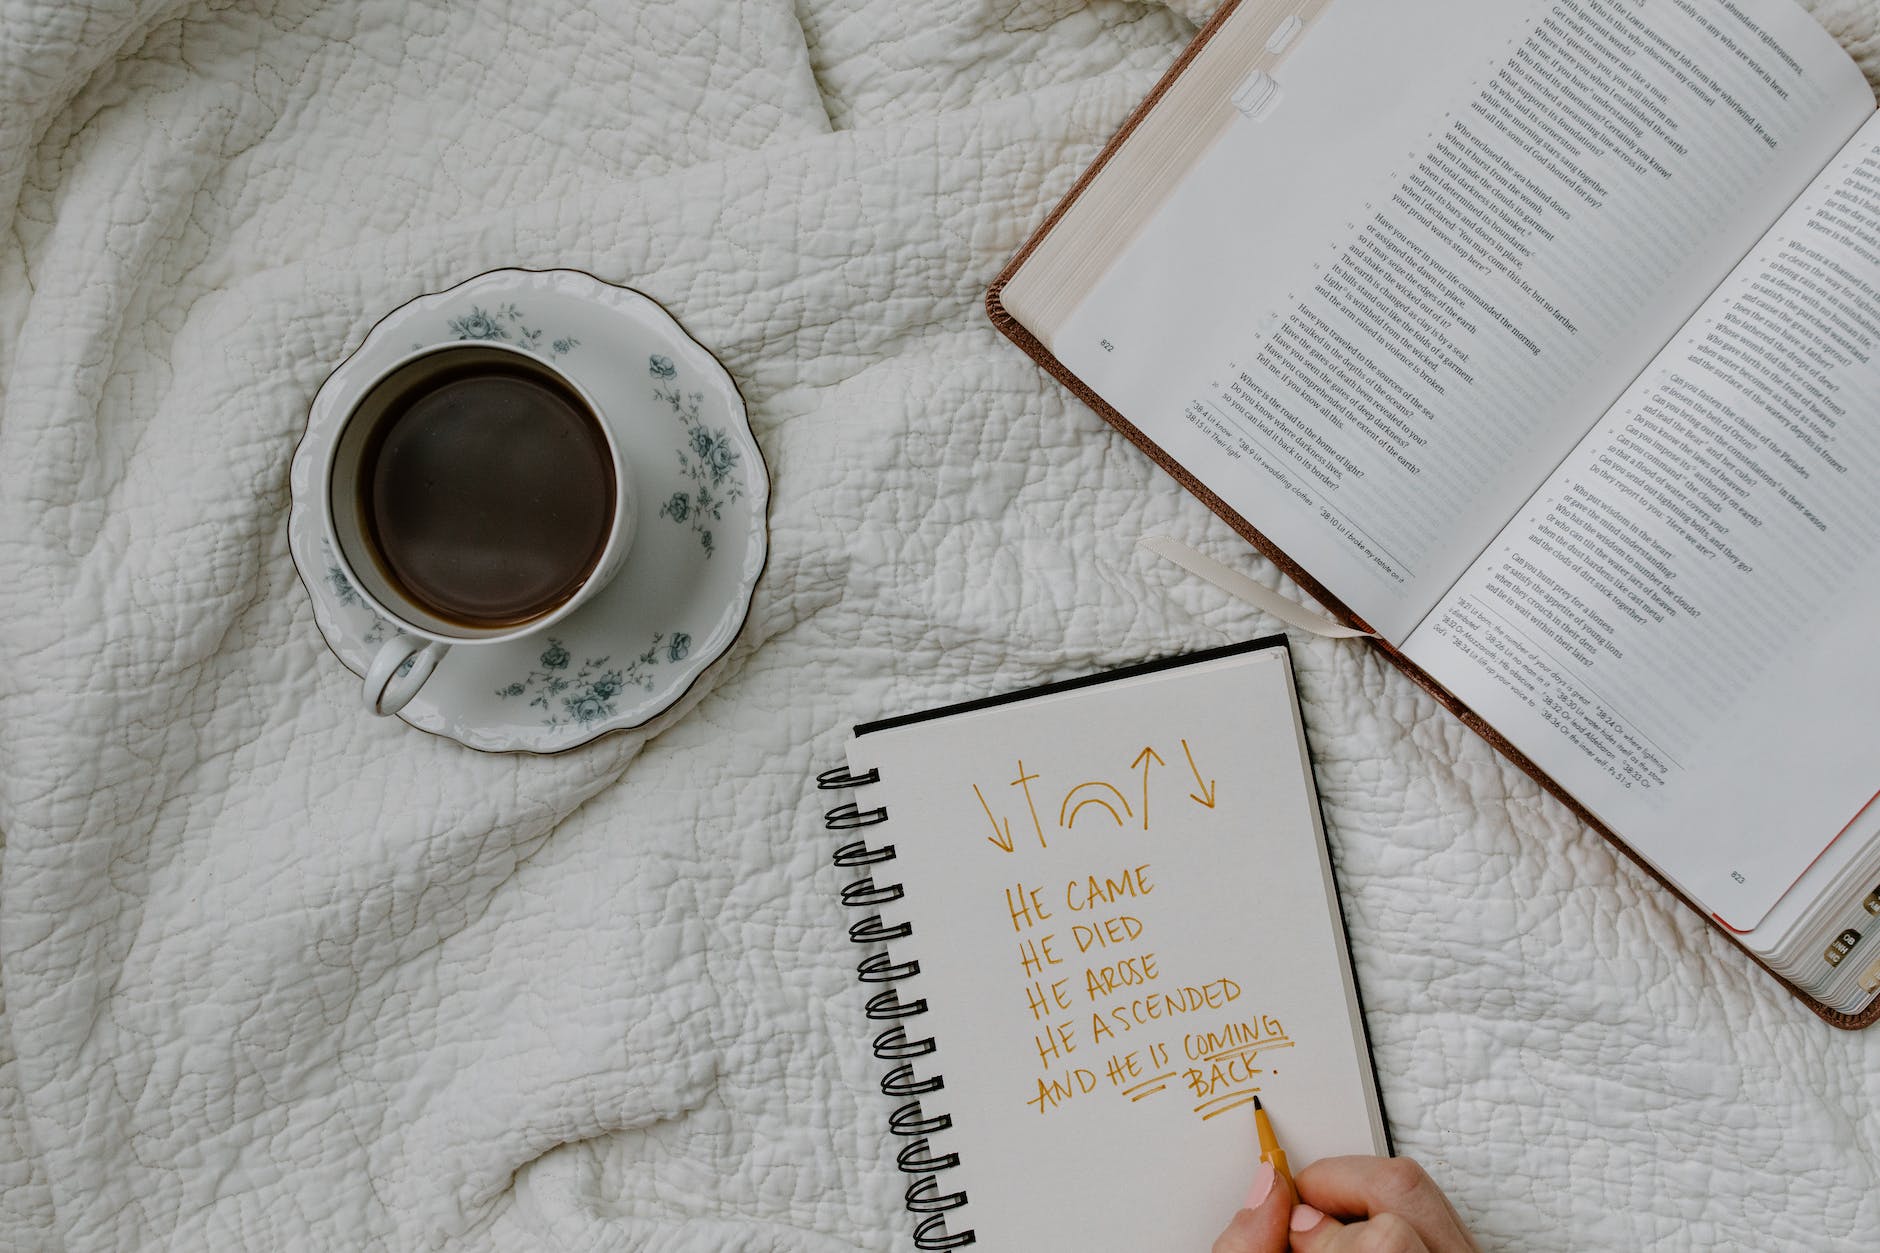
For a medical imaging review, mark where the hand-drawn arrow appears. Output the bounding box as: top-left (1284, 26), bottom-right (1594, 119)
top-left (1181, 738), bottom-right (1216, 809)
top-left (973, 783), bottom-right (1014, 852)
top-left (1131, 746), bottom-right (1165, 831)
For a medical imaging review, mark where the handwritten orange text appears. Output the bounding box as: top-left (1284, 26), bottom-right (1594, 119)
top-left (1066, 864), bottom-right (1155, 912)
top-left (1088, 978), bottom-right (1242, 1044)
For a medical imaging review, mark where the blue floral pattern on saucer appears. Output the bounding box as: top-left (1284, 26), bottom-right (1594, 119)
top-left (324, 553), bottom-right (390, 646)
top-left (495, 632), bottom-right (695, 728)
top-left (651, 354), bottom-right (745, 558)
top-left (444, 302), bottom-right (581, 358)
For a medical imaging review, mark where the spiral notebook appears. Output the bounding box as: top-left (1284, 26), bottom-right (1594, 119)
top-left (819, 638), bottom-right (1388, 1250)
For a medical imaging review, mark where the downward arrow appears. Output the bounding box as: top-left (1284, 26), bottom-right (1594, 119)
top-left (1132, 746), bottom-right (1165, 831)
top-left (974, 784), bottom-right (1014, 853)
top-left (1181, 739), bottom-right (1216, 809)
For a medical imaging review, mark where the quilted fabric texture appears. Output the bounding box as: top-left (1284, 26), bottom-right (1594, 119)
top-left (2, 0), bottom-right (1878, 1248)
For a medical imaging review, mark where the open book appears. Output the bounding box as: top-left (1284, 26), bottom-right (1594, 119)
top-left (989, 0), bottom-right (1880, 1024)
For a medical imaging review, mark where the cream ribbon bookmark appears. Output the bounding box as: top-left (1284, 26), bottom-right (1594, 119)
top-left (1138, 536), bottom-right (1377, 640)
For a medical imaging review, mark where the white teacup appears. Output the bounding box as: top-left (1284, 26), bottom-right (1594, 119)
top-left (321, 341), bottom-right (636, 716)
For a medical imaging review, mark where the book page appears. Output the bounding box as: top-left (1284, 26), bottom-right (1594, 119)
top-left (845, 646), bottom-right (1384, 1251)
top-left (1406, 114), bottom-right (1880, 930)
top-left (1051, 0), bottom-right (1872, 642)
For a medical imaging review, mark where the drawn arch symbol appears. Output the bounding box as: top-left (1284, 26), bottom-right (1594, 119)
top-left (1059, 781), bottom-right (1133, 829)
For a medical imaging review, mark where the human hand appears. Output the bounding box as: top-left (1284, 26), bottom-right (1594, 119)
top-left (1212, 1156), bottom-right (1479, 1253)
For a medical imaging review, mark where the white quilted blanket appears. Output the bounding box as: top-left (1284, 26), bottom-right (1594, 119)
top-left (4, 1), bottom-right (1879, 1248)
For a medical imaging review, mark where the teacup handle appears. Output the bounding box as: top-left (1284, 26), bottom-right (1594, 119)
top-left (365, 635), bottom-right (450, 716)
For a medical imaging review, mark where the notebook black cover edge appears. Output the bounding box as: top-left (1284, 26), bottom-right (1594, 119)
top-left (853, 635), bottom-right (1291, 739)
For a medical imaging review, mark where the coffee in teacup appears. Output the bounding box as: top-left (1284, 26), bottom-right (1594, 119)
top-left (356, 355), bottom-right (615, 628)
top-left (322, 341), bottom-right (636, 715)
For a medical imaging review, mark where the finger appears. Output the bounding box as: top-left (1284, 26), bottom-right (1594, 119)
top-left (1210, 1161), bottom-right (1293, 1253)
top-left (1294, 1157), bottom-right (1476, 1250)
top-left (1288, 1205), bottom-right (1430, 1253)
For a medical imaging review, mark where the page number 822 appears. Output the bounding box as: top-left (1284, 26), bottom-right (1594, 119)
top-left (1099, 338), bottom-right (1115, 353)
top-left (1731, 870), bottom-right (1747, 884)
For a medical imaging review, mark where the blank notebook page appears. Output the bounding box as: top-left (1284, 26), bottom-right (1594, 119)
top-left (846, 643), bottom-right (1387, 1250)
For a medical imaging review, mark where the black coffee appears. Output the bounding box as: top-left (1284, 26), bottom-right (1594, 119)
top-left (358, 362), bottom-right (615, 628)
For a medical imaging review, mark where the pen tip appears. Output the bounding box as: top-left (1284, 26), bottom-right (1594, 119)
top-left (1253, 1094), bottom-right (1264, 1110)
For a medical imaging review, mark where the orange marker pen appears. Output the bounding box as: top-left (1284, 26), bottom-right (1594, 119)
top-left (1253, 1095), bottom-right (1295, 1201)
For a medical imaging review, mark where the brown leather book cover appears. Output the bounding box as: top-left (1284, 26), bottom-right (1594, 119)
top-left (984, 0), bottom-right (1875, 1030)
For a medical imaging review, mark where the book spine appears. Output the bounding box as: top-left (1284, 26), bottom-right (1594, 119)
top-left (819, 764), bottom-right (976, 1250)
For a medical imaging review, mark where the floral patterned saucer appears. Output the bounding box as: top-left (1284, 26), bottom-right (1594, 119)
top-left (287, 268), bottom-right (768, 753)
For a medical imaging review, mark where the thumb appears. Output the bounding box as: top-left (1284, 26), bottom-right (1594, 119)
top-left (1210, 1162), bottom-right (1292, 1253)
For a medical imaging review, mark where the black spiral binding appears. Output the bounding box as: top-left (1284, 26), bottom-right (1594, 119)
top-left (821, 764), bottom-right (975, 1250)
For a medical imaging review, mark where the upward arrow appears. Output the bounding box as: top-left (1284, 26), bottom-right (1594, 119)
top-left (973, 784), bottom-right (1014, 853)
top-left (1131, 746), bottom-right (1165, 831)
